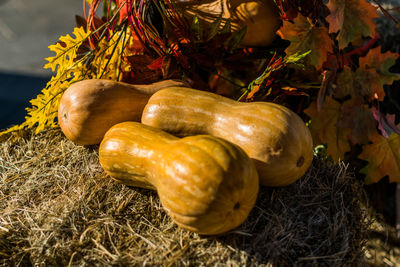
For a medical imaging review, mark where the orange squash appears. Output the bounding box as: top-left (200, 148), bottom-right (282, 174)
top-left (142, 87), bottom-right (313, 187)
top-left (58, 79), bottom-right (186, 145)
top-left (173, 0), bottom-right (281, 47)
top-left (99, 121), bottom-right (259, 235)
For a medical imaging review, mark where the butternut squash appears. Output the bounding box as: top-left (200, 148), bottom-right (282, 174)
top-left (99, 122), bottom-right (259, 235)
top-left (58, 79), bottom-right (187, 145)
top-left (142, 87), bottom-right (313, 187)
top-left (173, 0), bottom-right (281, 47)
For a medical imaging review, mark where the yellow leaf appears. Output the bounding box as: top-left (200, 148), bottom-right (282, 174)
top-left (0, 27), bottom-right (92, 136)
top-left (44, 27), bottom-right (90, 72)
top-left (359, 131), bottom-right (400, 183)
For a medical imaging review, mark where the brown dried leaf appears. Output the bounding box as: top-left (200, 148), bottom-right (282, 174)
top-left (339, 101), bottom-right (377, 145)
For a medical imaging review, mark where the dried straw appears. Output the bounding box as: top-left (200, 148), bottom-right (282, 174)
top-left (0, 129), bottom-right (368, 266)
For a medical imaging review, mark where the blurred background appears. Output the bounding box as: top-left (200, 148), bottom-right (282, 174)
top-left (0, 0), bottom-right (82, 130)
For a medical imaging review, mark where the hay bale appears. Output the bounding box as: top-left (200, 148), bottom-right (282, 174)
top-left (0, 129), bottom-right (367, 266)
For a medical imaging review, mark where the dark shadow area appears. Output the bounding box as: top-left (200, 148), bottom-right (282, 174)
top-left (0, 72), bottom-right (50, 130)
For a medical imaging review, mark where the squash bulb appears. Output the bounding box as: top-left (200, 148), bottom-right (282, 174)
top-left (99, 122), bottom-right (259, 235)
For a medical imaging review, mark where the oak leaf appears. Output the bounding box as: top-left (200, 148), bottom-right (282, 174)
top-left (45, 27), bottom-right (90, 72)
top-left (358, 130), bottom-right (400, 183)
top-left (304, 97), bottom-right (350, 161)
top-left (326, 0), bottom-right (379, 49)
top-left (278, 14), bottom-right (333, 69)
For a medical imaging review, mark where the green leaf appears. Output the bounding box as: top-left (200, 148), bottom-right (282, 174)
top-left (220, 18), bottom-right (231, 35)
top-left (207, 14), bottom-right (223, 41)
top-left (227, 26), bottom-right (247, 52)
top-left (191, 15), bottom-right (202, 41)
top-left (285, 50), bottom-right (312, 68)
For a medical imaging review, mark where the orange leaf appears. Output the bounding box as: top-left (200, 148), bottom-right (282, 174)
top-left (117, 0), bottom-right (128, 23)
top-left (278, 14), bottom-right (333, 69)
top-left (326, 0), bottom-right (379, 49)
top-left (359, 46), bottom-right (400, 87)
top-left (358, 131), bottom-right (400, 183)
top-left (334, 46), bottom-right (398, 101)
top-left (304, 97), bottom-right (351, 161)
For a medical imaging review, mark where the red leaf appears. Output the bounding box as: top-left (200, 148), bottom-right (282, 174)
top-left (117, 0), bottom-right (128, 23)
top-left (147, 56), bottom-right (165, 70)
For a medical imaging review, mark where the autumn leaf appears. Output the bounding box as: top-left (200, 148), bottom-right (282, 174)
top-left (334, 66), bottom-right (353, 98)
top-left (317, 69), bottom-right (337, 111)
top-left (353, 67), bottom-right (383, 101)
top-left (326, 0), bottom-right (379, 49)
top-left (278, 14), bottom-right (333, 69)
top-left (333, 46), bottom-right (397, 101)
top-left (44, 27), bottom-right (89, 72)
top-left (335, 67), bottom-right (382, 101)
top-left (0, 27), bottom-right (94, 136)
top-left (304, 97), bottom-right (350, 161)
top-left (339, 101), bottom-right (377, 145)
top-left (372, 108), bottom-right (400, 138)
top-left (359, 130), bottom-right (400, 183)
top-left (359, 46), bottom-right (400, 87)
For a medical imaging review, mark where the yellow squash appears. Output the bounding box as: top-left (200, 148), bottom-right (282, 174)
top-left (58, 79), bottom-right (186, 145)
top-left (142, 87), bottom-right (313, 187)
top-left (99, 122), bottom-right (259, 235)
